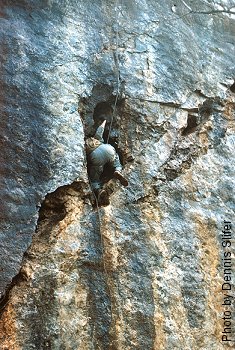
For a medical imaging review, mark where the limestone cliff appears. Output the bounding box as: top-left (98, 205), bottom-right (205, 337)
top-left (0, 0), bottom-right (234, 349)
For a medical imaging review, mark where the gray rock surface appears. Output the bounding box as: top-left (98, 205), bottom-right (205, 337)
top-left (0, 0), bottom-right (234, 349)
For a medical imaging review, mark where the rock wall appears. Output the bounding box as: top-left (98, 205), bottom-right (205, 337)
top-left (0, 0), bottom-right (234, 349)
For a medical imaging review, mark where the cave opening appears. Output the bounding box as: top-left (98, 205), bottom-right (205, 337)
top-left (92, 100), bottom-right (124, 158)
top-left (90, 99), bottom-right (126, 205)
top-left (79, 85), bottom-right (127, 206)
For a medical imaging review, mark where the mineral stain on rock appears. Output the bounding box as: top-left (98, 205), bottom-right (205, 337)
top-left (0, 0), bottom-right (235, 349)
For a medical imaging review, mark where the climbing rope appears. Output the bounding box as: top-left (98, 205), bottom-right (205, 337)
top-left (93, 0), bottom-right (121, 291)
top-left (87, 178), bottom-right (110, 346)
top-left (106, 0), bottom-right (121, 144)
top-left (87, 1), bottom-right (122, 344)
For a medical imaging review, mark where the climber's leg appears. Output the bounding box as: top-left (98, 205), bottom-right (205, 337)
top-left (111, 153), bottom-right (128, 187)
top-left (89, 165), bottom-right (103, 191)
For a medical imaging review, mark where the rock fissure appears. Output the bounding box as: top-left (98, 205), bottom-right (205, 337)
top-left (0, 179), bottom-right (119, 349)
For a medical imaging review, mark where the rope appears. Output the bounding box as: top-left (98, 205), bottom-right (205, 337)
top-left (106, 0), bottom-right (121, 144)
top-left (87, 177), bottom-right (104, 257)
top-left (87, 176), bottom-right (115, 340)
top-left (88, 1), bottom-right (122, 344)
top-left (104, 3), bottom-right (125, 346)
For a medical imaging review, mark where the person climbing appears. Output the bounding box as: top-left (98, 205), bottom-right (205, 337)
top-left (86, 120), bottom-right (128, 203)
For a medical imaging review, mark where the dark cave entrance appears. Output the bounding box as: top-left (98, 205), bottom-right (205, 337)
top-left (79, 84), bottom-right (126, 205)
top-left (92, 99), bottom-right (127, 197)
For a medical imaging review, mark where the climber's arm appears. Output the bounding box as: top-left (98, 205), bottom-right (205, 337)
top-left (94, 120), bottom-right (106, 141)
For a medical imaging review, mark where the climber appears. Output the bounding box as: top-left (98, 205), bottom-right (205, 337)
top-left (86, 120), bottom-right (128, 201)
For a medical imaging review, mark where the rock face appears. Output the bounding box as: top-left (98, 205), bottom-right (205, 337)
top-left (0, 0), bottom-right (234, 349)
